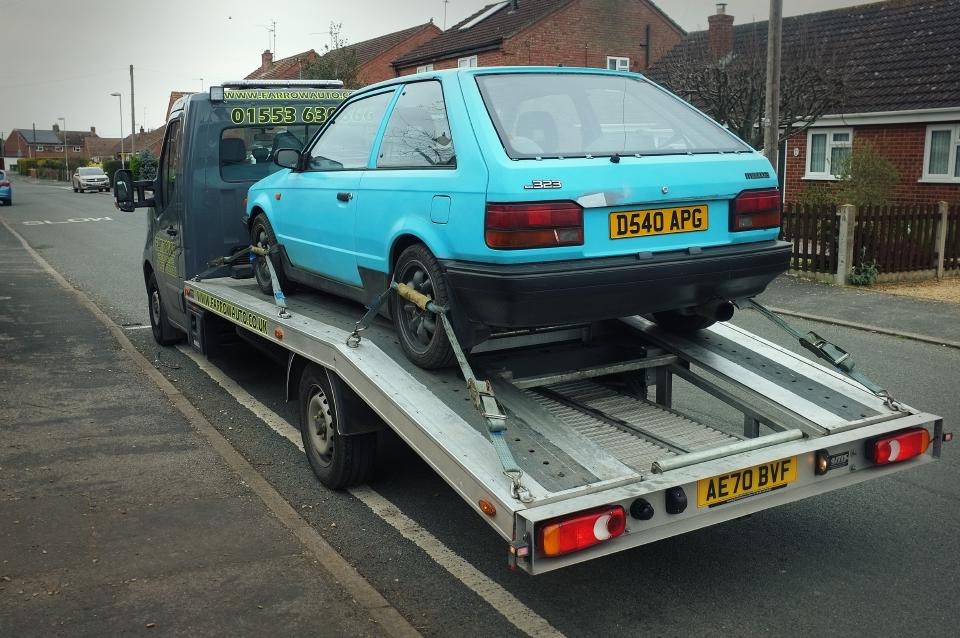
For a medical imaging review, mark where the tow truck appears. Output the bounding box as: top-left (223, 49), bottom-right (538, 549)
top-left (114, 80), bottom-right (947, 575)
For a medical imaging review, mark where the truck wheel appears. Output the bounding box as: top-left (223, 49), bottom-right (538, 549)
top-left (299, 364), bottom-right (376, 489)
top-left (391, 243), bottom-right (455, 369)
top-left (147, 272), bottom-right (182, 345)
top-left (651, 309), bottom-right (716, 333)
top-left (251, 214), bottom-right (295, 296)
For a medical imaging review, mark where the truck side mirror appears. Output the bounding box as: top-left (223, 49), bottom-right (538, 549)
top-left (114, 168), bottom-right (155, 212)
top-left (274, 148), bottom-right (301, 169)
top-left (114, 169), bottom-right (136, 212)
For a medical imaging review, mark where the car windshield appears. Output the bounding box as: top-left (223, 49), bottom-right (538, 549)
top-left (475, 73), bottom-right (749, 159)
top-left (79, 167), bottom-right (105, 175)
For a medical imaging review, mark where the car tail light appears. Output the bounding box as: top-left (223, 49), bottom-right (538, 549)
top-left (485, 201), bottom-right (583, 249)
top-left (870, 428), bottom-right (930, 465)
top-left (731, 188), bottom-right (781, 231)
top-left (538, 505), bottom-right (626, 557)
top-left (0, 181), bottom-right (10, 187)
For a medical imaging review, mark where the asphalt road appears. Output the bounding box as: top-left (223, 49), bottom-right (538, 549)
top-left (2, 177), bottom-right (958, 637)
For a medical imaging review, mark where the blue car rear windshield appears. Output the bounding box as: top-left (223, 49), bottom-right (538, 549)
top-left (475, 73), bottom-right (749, 159)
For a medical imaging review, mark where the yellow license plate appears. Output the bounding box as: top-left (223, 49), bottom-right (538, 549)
top-left (697, 456), bottom-right (797, 508)
top-left (609, 205), bottom-right (708, 239)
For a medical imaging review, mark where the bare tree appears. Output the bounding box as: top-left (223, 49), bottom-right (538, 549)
top-left (302, 22), bottom-right (362, 89)
top-left (653, 25), bottom-right (847, 149)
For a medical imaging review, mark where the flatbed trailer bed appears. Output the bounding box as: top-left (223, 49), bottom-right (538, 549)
top-left (184, 276), bottom-right (944, 574)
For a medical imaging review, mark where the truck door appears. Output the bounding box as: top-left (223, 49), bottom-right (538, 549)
top-left (153, 117), bottom-right (185, 323)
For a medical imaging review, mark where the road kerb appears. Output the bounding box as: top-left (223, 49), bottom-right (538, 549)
top-left (764, 306), bottom-right (960, 349)
top-left (2, 218), bottom-right (422, 638)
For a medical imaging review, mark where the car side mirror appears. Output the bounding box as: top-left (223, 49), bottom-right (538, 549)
top-left (274, 148), bottom-right (301, 169)
top-left (113, 169), bottom-right (154, 212)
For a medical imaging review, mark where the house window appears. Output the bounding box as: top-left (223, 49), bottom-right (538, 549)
top-left (74, 145), bottom-right (82, 152)
top-left (804, 128), bottom-right (852, 179)
top-left (416, 64), bottom-right (434, 73)
top-left (606, 56), bottom-right (630, 71)
top-left (54, 146), bottom-right (64, 152)
top-left (458, 55), bottom-right (478, 69)
top-left (922, 124), bottom-right (960, 183)
top-left (35, 145), bottom-right (44, 151)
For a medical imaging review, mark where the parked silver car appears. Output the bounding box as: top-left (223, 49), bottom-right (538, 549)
top-left (73, 167), bottom-right (110, 192)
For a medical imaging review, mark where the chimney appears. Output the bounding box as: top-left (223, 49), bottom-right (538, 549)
top-left (52, 123), bottom-right (60, 133)
top-left (261, 49), bottom-right (274, 71)
top-left (708, 3), bottom-right (734, 59)
top-left (90, 126), bottom-right (96, 135)
top-left (140, 126), bottom-right (145, 134)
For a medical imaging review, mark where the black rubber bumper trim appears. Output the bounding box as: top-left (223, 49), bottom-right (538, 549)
top-left (441, 240), bottom-right (792, 328)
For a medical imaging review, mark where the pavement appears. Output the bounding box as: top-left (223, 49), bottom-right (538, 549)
top-left (0, 219), bottom-right (387, 635)
top-left (2, 176), bottom-right (959, 637)
top-left (756, 274), bottom-right (960, 345)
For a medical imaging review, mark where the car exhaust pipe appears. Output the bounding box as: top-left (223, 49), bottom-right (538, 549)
top-left (695, 299), bottom-right (735, 322)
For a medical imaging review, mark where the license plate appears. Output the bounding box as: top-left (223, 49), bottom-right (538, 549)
top-left (697, 456), bottom-right (797, 508)
top-left (609, 205), bottom-right (708, 239)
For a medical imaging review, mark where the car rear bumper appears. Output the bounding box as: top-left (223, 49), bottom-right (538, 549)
top-left (441, 240), bottom-right (792, 328)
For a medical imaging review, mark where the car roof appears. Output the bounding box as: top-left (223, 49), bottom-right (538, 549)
top-left (352, 65), bottom-right (647, 98)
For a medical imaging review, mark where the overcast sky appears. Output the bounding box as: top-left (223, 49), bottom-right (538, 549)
top-left (1, 0), bottom-right (871, 143)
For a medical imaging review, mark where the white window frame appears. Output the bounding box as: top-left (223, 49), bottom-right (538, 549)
top-left (606, 56), bottom-right (630, 71)
top-left (416, 64), bottom-right (434, 73)
top-left (803, 127), bottom-right (853, 180)
top-left (921, 123), bottom-right (960, 183)
top-left (54, 145), bottom-right (64, 152)
top-left (73, 145), bottom-right (82, 152)
top-left (457, 55), bottom-right (478, 69)
top-left (35, 145), bottom-right (44, 151)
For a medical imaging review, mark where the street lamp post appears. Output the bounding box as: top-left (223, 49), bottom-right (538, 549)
top-left (110, 92), bottom-right (125, 168)
top-left (57, 117), bottom-right (69, 182)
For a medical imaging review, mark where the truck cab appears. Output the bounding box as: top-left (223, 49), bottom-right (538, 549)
top-left (114, 80), bottom-right (351, 343)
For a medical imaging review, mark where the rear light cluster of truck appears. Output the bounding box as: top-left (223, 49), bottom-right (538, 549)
top-left (538, 505), bottom-right (626, 557)
top-left (485, 202), bottom-right (583, 249)
top-left (870, 427), bottom-right (930, 465)
top-left (731, 188), bottom-right (781, 231)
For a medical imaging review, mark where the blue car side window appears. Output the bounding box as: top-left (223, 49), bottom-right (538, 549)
top-left (377, 81), bottom-right (455, 168)
top-left (308, 92), bottom-right (393, 171)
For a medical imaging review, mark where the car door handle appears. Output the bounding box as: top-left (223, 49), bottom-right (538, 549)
top-left (336, 192), bottom-right (352, 202)
top-left (164, 226), bottom-right (178, 237)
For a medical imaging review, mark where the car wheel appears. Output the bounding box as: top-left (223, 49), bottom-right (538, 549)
top-left (651, 309), bottom-right (716, 333)
top-left (299, 363), bottom-right (376, 489)
top-left (250, 214), bottom-right (295, 296)
top-left (391, 243), bottom-right (455, 369)
top-left (147, 272), bottom-right (183, 346)
top-left (73, 185), bottom-right (78, 192)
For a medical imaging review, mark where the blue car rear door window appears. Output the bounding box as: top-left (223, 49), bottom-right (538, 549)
top-left (308, 92), bottom-right (393, 170)
top-left (377, 81), bottom-right (455, 169)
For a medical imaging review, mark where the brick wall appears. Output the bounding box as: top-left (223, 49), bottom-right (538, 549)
top-left (358, 25), bottom-right (442, 84)
top-left (397, 0), bottom-right (684, 75)
top-left (784, 122), bottom-right (960, 206)
top-left (2, 132), bottom-right (90, 160)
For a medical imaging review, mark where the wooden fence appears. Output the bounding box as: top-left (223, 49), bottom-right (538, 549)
top-left (780, 202), bottom-right (959, 281)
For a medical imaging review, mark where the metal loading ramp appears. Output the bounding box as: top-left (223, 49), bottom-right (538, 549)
top-left (525, 379), bottom-right (741, 473)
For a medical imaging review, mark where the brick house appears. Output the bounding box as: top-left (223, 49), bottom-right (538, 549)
top-left (392, 0), bottom-right (684, 76)
top-left (3, 125), bottom-right (100, 162)
top-left (654, 0), bottom-right (960, 206)
top-left (245, 22), bottom-right (441, 86)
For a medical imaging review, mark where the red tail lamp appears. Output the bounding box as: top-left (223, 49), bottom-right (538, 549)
top-left (538, 505), bottom-right (626, 557)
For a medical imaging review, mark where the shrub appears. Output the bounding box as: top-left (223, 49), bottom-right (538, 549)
top-left (848, 248), bottom-right (879, 286)
top-left (833, 143), bottom-right (899, 208)
top-left (102, 159), bottom-right (124, 185)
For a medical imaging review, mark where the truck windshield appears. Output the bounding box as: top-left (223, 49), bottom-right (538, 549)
top-left (475, 73), bottom-right (749, 159)
top-left (220, 125), bottom-right (322, 182)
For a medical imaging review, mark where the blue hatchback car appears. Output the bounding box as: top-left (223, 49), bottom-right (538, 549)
top-left (0, 169), bottom-right (11, 206)
top-left (246, 67), bottom-right (791, 368)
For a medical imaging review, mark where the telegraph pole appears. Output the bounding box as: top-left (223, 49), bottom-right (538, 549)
top-left (763, 0), bottom-right (783, 171)
top-left (130, 65), bottom-right (136, 156)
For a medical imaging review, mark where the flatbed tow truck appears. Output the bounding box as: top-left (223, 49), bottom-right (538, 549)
top-left (116, 81), bottom-right (947, 575)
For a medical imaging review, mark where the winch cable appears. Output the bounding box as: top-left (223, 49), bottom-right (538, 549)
top-left (348, 282), bottom-right (534, 503)
top-left (746, 298), bottom-right (903, 411)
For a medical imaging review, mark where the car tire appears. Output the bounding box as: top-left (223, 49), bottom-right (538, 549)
top-left (250, 214), bottom-right (295, 296)
top-left (147, 272), bottom-right (183, 346)
top-left (299, 363), bottom-right (376, 489)
top-left (391, 243), bottom-right (455, 369)
top-left (73, 185), bottom-right (78, 192)
top-left (651, 309), bottom-right (716, 333)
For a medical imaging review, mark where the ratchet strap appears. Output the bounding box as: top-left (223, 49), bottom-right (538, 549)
top-left (747, 299), bottom-right (903, 411)
top-left (349, 281), bottom-right (534, 503)
top-left (193, 245), bottom-right (290, 318)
